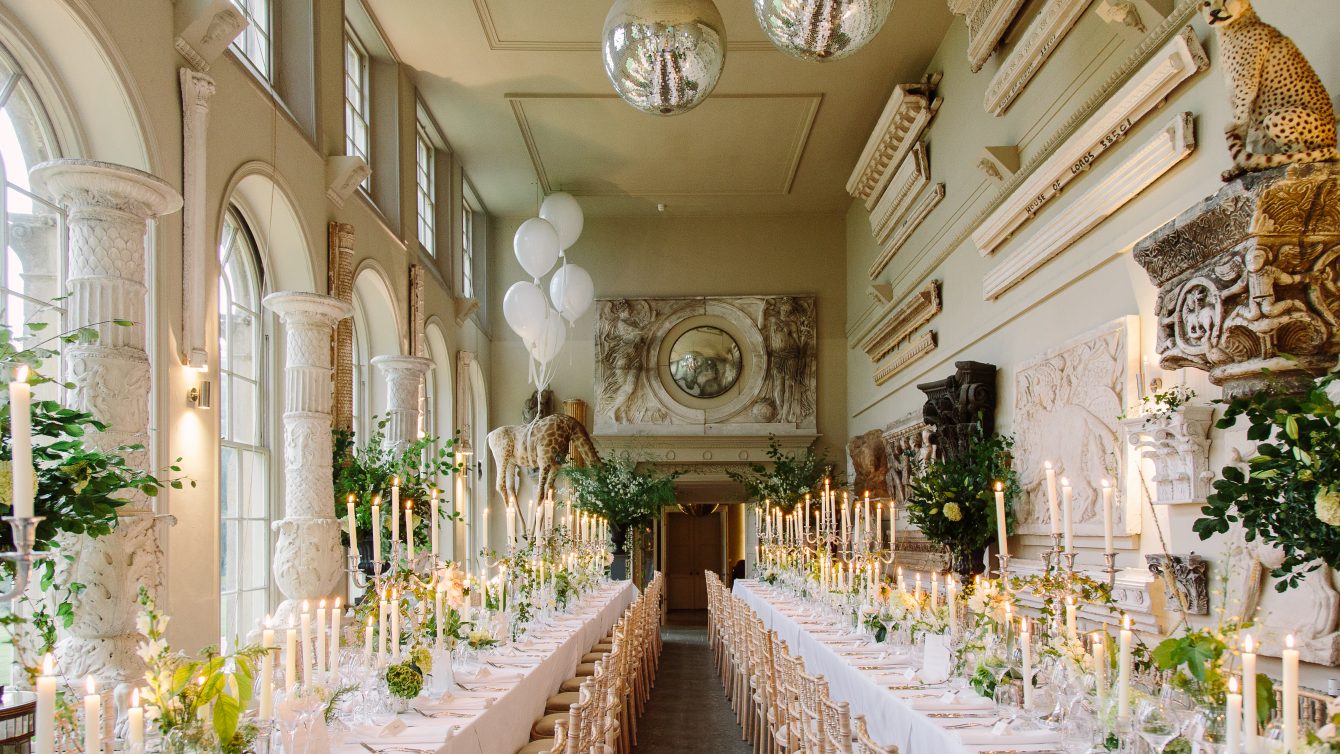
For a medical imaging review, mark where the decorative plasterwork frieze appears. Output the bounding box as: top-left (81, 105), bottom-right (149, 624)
top-left (179, 68), bottom-right (215, 370)
top-left (174, 0), bottom-right (246, 72)
top-left (985, 0), bottom-right (1094, 116)
top-left (1120, 405), bottom-right (1215, 506)
top-left (328, 223), bottom-right (355, 434)
top-left (974, 27), bottom-right (1208, 256)
top-left (1011, 558), bottom-right (1160, 632)
top-left (873, 331), bottom-right (937, 386)
top-left (846, 75), bottom-right (942, 208)
top-left (982, 112), bottom-right (1196, 300)
top-left (868, 183), bottom-right (945, 279)
top-left (870, 142), bottom-right (930, 243)
top-left (952, 0), bottom-right (1031, 72)
top-left (859, 280), bottom-right (942, 363)
top-left (409, 264), bottom-right (426, 358)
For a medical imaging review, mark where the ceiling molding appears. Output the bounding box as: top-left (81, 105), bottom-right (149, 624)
top-left (506, 93), bottom-right (823, 198)
top-left (472, 0), bottom-right (777, 52)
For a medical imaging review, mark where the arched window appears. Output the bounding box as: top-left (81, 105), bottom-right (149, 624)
top-left (218, 207), bottom-right (270, 645)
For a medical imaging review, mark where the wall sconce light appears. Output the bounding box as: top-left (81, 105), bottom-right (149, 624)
top-left (188, 380), bottom-right (212, 409)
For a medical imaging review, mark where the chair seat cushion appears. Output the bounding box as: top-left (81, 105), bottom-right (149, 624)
top-left (573, 662), bottom-right (597, 677)
top-left (581, 652), bottom-right (606, 663)
top-left (531, 712), bottom-right (567, 740)
top-left (515, 739), bottom-right (554, 754)
top-left (560, 676), bottom-right (585, 692)
top-left (546, 691), bottom-right (580, 712)
top-left (591, 642), bottom-right (613, 651)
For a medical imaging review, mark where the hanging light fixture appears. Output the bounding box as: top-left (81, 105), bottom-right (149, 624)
top-left (753, 0), bottom-right (894, 62)
top-left (602, 0), bottom-right (727, 116)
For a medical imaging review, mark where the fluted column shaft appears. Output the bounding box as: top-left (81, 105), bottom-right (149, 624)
top-left (264, 292), bottom-right (352, 618)
top-left (30, 159), bottom-right (182, 683)
top-left (372, 354), bottom-right (432, 452)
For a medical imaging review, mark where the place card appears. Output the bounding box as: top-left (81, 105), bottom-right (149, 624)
top-left (377, 719), bottom-right (408, 737)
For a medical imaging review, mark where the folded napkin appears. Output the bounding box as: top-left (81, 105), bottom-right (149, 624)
top-left (457, 666), bottom-right (522, 684)
top-left (957, 725), bottom-right (1061, 746)
top-left (904, 689), bottom-right (996, 712)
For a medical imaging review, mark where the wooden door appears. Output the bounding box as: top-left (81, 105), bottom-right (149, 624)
top-left (666, 512), bottom-right (723, 610)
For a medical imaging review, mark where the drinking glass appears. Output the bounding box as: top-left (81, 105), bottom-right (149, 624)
top-left (1060, 709), bottom-right (1098, 754)
top-left (1135, 698), bottom-right (1179, 754)
top-left (993, 681), bottom-right (1023, 725)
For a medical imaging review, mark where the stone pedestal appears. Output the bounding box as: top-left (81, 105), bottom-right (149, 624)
top-left (264, 292), bottom-right (353, 622)
top-left (30, 159), bottom-right (182, 683)
top-left (372, 354), bottom-right (432, 452)
top-left (1133, 162), bottom-right (1340, 397)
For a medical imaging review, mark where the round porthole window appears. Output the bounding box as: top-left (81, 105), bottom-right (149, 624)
top-left (667, 325), bottom-right (742, 399)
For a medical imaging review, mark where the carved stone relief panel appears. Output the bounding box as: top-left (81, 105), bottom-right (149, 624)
top-left (882, 413), bottom-right (935, 505)
top-left (1012, 317), bottom-right (1141, 541)
top-left (594, 295), bottom-right (817, 435)
top-left (848, 429), bottom-right (891, 499)
top-left (1226, 534), bottom-right (1340, 665)
top-left (329, 223), bottom-right (355, 433)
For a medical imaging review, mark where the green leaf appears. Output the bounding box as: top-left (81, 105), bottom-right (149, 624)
top-left (211, 674), bottom-right (242, 745)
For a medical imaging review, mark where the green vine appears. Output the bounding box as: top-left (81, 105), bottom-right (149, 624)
top-left (726, 436), bottom-right (830, 509)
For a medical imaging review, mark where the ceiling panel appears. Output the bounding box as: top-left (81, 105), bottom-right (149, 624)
top-left (473, 0), bottom-right (775, 51)
top-left (509, 93), bottom-right (821, 197)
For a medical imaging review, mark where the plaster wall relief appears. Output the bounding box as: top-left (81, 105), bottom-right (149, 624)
top-left (848, 429), bottom-right (891, 499)
top-left (860, 282), bottom-right (941, 365)
top-left (917, 361), bottom-right (998, 460)
top-left (1225, 534), bottom-right (1340, 665)
top-left (1134, 162), bottom-right (1340, 397)
top-left (1119, 404), bottom-right (1215, 506)
top-left (873, 331), bottom-right (938, 387)
top-left (409, 264), bottom-right (426, 358)
top-left (173, 0), bottom-right (246, 72)
top-left (328, 223), bottom-right (356, 434)
top-left (1012, 317), bottom-right (1141, 544)
top-left (868, 142), bottom-right (930, 244)
top-left (593, 295), bottom-right (817, 436)
top-left (179, 67), bottom-right (215, 370)
top-left (846, 76), bottom-right (942, 209)
top-left (984, 0), bottom-right (1093, 116)
top-left (879, 414), bottom-right (946, 574)
top-left (30, 159), bottom-right (182, 684)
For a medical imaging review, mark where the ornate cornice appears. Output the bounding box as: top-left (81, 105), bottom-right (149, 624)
top-left (869, 142), bottom-right (930, 244)
top-left (873, 331), bottom-right (937, 386)
top-left (984, 0), bottom-right (1093, 116)
top-left (859, 280), bottom-right (941, 363)
top-left (869, 183), bottom-right (945, 279)
top-left (846, 76), bottom-right (942, 207)
top-left (956, 0), bottom-right (1031, 72)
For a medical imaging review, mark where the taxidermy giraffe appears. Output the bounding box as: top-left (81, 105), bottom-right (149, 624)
top-left (487, 413), bottom-right (601, 506)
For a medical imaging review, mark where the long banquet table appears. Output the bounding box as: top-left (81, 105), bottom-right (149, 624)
top-left (734, 579), bottom-right (1058, 754)
top-left (337, 580), bottom-right (637, 754)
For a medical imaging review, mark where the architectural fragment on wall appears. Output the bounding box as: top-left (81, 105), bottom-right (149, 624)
top-left (848, 429), bottom-right (891, 499)
top-left (1226, 535), bottom-right (1340, 665)
top-left (917, 360), bottom-right (997, 460)
top-left (859, 280), bottom-right (941, 363)
top-left (868, 184), bottom-right (945, 279)
top-left (948, 0), bottom-right (1030, 71)
top-left (31, 159), bottom-right (183, 683)
top-left (984, 0), bottom-right (1093, 116)
top-left (326, 156), bottom-right (371, 206)
top-left (174, 0), bottom-right (246, 71)
top-left (1120, 405), bottom-right (1214, 506)
top-left (1011, 558), bottom-right (1161, 632)
top-left (374, 355), bottom-right (433, 451)
top-left (982, 112), bottom-right (1197, 300)
top-left (180, 68), bottom-right (216, 370)
top-left (1134, 162), bottom-right (1340, 397)
top-left (978, 145), bottom-right (1020, 181)
top-left (593, 295), bottom-right (817, 435)
top-left (1146, 553), bottom-right (1209, 615)
top-left (869, 142), bottom-right (929, 243)
top-left (1012, 317), bottom-right (1139, 541)
top-left (328, 222), bottom-right (356, 433)
top-left (409, 264), bottom-right (426, 358)
top-left (882, 414), bottom-right (934, 505)
top-left (873, 331), bottom-right (937, 386)
top-left (846, 75), bottom-right (942, 209)
top-left (1096, 0), bottom-right (1147, 33)
top-left (974, 28), bottom-right (1208, 256)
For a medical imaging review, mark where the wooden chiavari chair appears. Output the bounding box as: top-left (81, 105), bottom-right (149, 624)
top-left (851, 715), bottom-right (897, 754)
top-left (819, 689), bottom-right (852, 754)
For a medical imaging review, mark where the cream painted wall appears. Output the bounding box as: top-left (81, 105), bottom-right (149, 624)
top-left (0, 0), bottom-right (497, 652)
top-left (844, 0), bottom-right (1340, 684)
top-left (486, 212), bottom-right (848, 553)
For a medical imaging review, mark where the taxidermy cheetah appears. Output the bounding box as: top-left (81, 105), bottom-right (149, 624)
top-left (1202, 0), bottom-right (1338, 180)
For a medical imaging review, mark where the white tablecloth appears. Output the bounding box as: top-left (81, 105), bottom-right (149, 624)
top-left (734, 580), bottom-right (1039, 754)
top-left (341, 580), bottom-right (637, 754)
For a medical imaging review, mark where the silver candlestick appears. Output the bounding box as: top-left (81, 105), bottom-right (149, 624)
top-left (1104, 551), bottom-right (1118, 589)
top-left (1062, 551), bottom-right (1078, 573)
top-left (0, 515), bottom-right (54, 601)
top-left (996, 553), bottom-right (1011, 581)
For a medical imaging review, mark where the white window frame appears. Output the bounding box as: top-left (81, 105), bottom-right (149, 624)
top-left (230, 0), bottom-right (273, 80)
top-left (343, 27), bottom-right (371, 188)
top-left (460, 204), bottom-right (474, 299)
top-left (415, 123), bottom-right (436, 256)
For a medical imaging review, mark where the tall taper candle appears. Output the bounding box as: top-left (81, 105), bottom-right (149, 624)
top-left (259, 619), bottom-right (274, 720)
top-left (315, 600), bottom-right (327, 679)
top-left (1227, 675), bottom-right (1242, 754)
top-left (390, 477), bottom-right (401, 546)
top-left (9, 366), bottom-right (32, 518)
top-left (994, 482), bottom-right (1008, 561)
top-left (1044, 461), bottom-right (1059, 537)
top-left (371, 496), bottom-right (382, 562)
top-left (1118, 614), bottom-right (1132, 720)
top-left (430, 489), bottom-right (440, 561)
top-left (128, 689), bottom-right (144, 753)
top-left (1101, 479), bottom-right (1115, 554)
top-left (346, 494), bottom-right (357, 554)
top-left (405, 501), bottom-right (415, 560)
top-left (35, 654), bottom-right (54, 754)
top-left (1021, 618), bottom-right (1033, 708)
top-left (285, 618), bottom-right (297, 688)
top-left (1093, 632), bottom-right (1108, 713)
top-left (83, 677), bottom-right (101, 754)
top-left (1243, 634), bottom-right (1258, 754)
top-left (330, 598), bottom-right (342, 675)
top-left (1284, 634), bottom-right (1299, 752)
top-left (1060, 477), bottom-right (1074, 552)
top-left (300, 601), bottom-right (313, 687)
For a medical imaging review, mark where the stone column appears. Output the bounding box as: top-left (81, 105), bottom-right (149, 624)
top-left (264, 292), bottom-right (353, 620)
top-left (8, 212), bottom-right (60, 335)
top-left (328, 223), bottom-right (355, 434)
top-left (30, 159), bottom-right (182, 683)
top-left (372, 354), bottom-right (433, 451)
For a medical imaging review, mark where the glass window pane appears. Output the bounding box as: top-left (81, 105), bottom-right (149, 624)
top-left (242, 521), bottom-right (269, 589)
top-left (230, 376), bottom-right (258, 445)
top-left (220, 447), bottom-right (239, 517)
top-left (220, 520), bottom-right (239, 592)
top-left (242, 451), bottom-right (267, 518)
top-left (241, 590), bottom-right (268, 636)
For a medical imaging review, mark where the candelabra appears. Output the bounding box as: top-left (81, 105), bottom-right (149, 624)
top-left (997, 552), bottom-right (1012, 581)
top-left (1104, 551), bottom-right (1118, 589)
top-left (0, 515), bottom-right (55, 601)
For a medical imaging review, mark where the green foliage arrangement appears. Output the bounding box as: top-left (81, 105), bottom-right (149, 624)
top-left (333, 415), bottom-right (464, 557)
top-left (563, 451), bottom-right (681, 529)
top-left (904, 426), bottom-right (1019, 567)
top-left (726, 436), bottom-right (830, 509)
top-left (1193, 369), bottom-right (1340, 590)
top-left (1151, 624), bottom-right (1274, 723)
top-left (385, 660), bottom-right (424, 700)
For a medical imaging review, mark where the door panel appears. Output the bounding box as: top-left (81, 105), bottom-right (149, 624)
top-left (666, 511), bottom-right (722, 610)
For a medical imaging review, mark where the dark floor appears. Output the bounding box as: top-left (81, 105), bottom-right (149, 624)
top-left (632, 620), bottom-right (753, 754)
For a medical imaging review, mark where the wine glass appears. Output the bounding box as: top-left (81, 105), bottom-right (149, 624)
top-left (1060, 705), bottom-right (1098, 754)
top-left (1135, 698), bottom-right (1179, 754)
top-left (994, 680), bottom-right (1023, 726)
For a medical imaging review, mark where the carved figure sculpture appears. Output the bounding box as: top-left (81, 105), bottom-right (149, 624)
top-left (488, 414), bottom-right (601, 504)
top-left (596, 299), bottom-right (665, 424)
top-left (761, 296), bottom-right (817, 424)
top-left (917, 361), bottom-right (997, 460)
top-left (848, 430), bottom-right (891, 499)
top-left (1203, 0), bottom-right (1338, 180)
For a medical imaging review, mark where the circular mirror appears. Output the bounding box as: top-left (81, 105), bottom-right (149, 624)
top-left (668, 325), bottom-right (742, 398)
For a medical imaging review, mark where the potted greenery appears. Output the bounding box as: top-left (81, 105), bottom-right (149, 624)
top-left (726, 435), bottom-right (830, 509)
top-left (332, 415), bottom-right (464, 569)
top-left (563, 452), bottom-right (679, 579)
top-left (1194, 368), bottom-right (1340, 590)
top-left (904, 424), bottom-right (1019, 579)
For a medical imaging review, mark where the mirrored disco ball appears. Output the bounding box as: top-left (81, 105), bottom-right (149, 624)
top-left (753, 0), bottom-right (894, 61)
top-left (602, 0), bottom-right (727, 116)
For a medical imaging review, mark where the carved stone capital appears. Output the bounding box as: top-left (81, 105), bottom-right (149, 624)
top-left (373, 354), bottom-right (433, 450)
top-left (917, 361), bottom-right (997, 460)
top-left (1120, 405), bottom-right (1215, 505)
top-left (1133, 162), bottom-right (1340, 396)
top-left (1146, 553), bottom-right (1210, 615)
top-left (326, 156), bottom-right (370, 206)
top-left (32, 159), bottom-right (183, 220)
top-left (174, 0), bottom-right (247, 71)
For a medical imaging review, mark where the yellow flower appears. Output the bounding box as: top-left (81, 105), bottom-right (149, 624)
top-left (1316, 487), bottom-right (1340, 526)
top-left (942, 502), bottom-right (963, 522)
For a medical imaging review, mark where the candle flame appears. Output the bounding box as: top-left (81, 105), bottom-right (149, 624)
top-left (1229, 675), bottom-right (1239, 693)
top-left (431, 488), bottom-right (438, 499)
top-left (392, 476), bottom-right (399, 486)
top-left (1122, 614), bottom-right (1131, 630)
top-left (302, 600), bottom-right (310, 612)
top-left (86, 676), bottom-right (95, 694)
top-left (1061, 476), bottom-right (1071, 487)
top-left (1092, 631), bottom-right (1103, 645)
top-left (42, 653), bottom-right (52, 675)
top-left (334, 597), bottom-right (342, 609)
top-left (318, 598), bottom-right (325, 608)
top-left (1044, 460), bottom-right (1053, 470)
top-left (994, 481), bottom-right (1003, 492)
top-left (373, 495), bottom-right (381, 505)
top-left (1287, 634), bottom-right (1295, 649)
top-left (348, 493), bottom-right (354, 503)
top-left (1101, 479), bottom-right (1111, 489)
top-left (1244, 634), bottom-right (1254, 653)
top-left (131, 688), bottom-right (139, 707)
top-left (406, 500), bottom-right (413, 510)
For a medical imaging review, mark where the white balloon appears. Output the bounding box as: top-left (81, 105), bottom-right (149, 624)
top-left (549, 263), bottom-right (595, 323)
top-left (528, 308), bottom-right (567, 363)
top-left (540, 192), bottom-right (584, 251)
top-left (503, 280), bottom-right (547, 341)
top-left (513, 217), bottom-right (560, 279)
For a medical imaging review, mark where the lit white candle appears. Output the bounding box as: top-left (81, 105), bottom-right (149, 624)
top-left (10, 366), bottom-right (33, 519)
top-left (435, 582), bottom-right (445, 650)
top-left (329, 597), bottom-right (342, 675)
top-left (1044, 461), bottom-right (1059, 537)
top-left (1243, 634), bottom-right (1258, 754)
top-left (259, 619), bottom-right (274, 720)
top-left (391, 589), bottom-right (401, 658)
top-left (364, 616), bottom-right (375, 667)
top-left (1093, 632), bottom-right (1108, 713)
top-left (1283, 634), bottom-right (1299, 752)
top-left (315, 599), bottom-right (327, 678)
top-left (430, 489), bottom-right (440, 561)
top-left (300, 601), bottom-right (313, 687)
top-left (346, 494), bottom-right (357, 553)
top-left (1065, 597), bottom-right (1078, 642)
top-left (1227, 675), bottom-right (1242, 754)
top-left (128, 688), bottom-right (144, 753)
top-left (1021, 618), bottom-right (1033, 708)
top-left (930, 572), bottom-right (938, 612)
top-left (285, 618), bottom-right (297, 688)
top-left (1118, 614), bottom-right (1133, 720)
top-left (35, 654), bottom-right (54, 754)
top-left (377, 590), bottom-right (387, 663)
top-left (994, 482), bottom-right (1009, 561)
top-left (391, 477), bottom-right (401, 545)
top-left (1101, 479), bottom-right (1114, 553)
top-left (947, 576), bottom-right (958, 638)
top-left (405, 501), bottom-right (415, 560)
top-left (83, 676), bottom-right (100, 754)
top-left (1060, 477), bottom-right (1074, 552)
top-left (875, 498), bottom-right (882, 548)
top-left (371, 496), bottom-right (382, 562)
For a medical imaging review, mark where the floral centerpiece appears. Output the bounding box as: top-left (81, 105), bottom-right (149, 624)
top-left (725, 436), bottom-right (830, 509)
top-left (1195, 368), bottom-right (1340, 590)
top-left (564, 451), bottom-right (680, 553)
top-left (904, 425), bottom-right (1019, 578)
